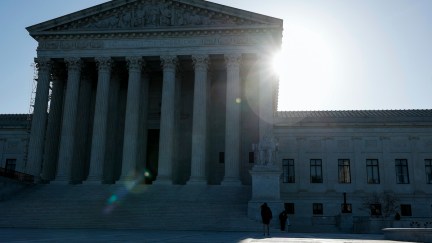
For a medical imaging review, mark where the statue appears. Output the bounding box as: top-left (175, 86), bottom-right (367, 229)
top-left (253, 132), bottom-right (278, 166)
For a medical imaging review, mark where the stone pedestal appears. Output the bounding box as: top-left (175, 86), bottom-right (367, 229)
top-left (248, 165), bottom-right (283, 222)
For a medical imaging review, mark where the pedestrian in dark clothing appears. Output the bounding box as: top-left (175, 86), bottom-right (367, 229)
top-left (260, 203), bottom-right (272, 236)
top-left (279, 210), bottom-right (288, 231)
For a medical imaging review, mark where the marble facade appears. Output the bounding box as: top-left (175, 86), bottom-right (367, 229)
top-left (24, 0), bottom-right (282, 185)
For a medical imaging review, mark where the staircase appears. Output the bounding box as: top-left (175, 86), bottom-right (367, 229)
top-left (0, 184), bottom-right (261, 231)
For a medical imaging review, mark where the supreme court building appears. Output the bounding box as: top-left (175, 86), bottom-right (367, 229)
top-left (25, 0), bottom-right (281, 186)
top-left (2, 0), bottom-right (432, 232)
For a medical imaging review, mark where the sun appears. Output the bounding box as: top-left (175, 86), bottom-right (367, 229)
top-left (275, 25), bottom-right (337, 111)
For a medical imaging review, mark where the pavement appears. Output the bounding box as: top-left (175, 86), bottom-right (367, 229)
top-left (0, 229), bottom-right (416, 243)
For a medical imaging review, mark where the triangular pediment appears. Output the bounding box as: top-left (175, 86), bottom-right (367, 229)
top-left (27, 0), bottom-right (282, 36)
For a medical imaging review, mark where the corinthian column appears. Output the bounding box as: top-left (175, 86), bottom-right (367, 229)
top-left (41, 64), bottom-right (66, 181)
top-left (87, 57), bottom-right (112, 183)
top-left (56, 58), bottom-right (82, 183)
top-left (222, 53), bottom-right (242, 186)
top-left (120, 57), bottom-right (144, 181)
top-left (155, 55), bottom-right (177, 185)
top-left (26, 58), bottom-right (52, 180)
top-left (188, 54), bottom-right (209, 185)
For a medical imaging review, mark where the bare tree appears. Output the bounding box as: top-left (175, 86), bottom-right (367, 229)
top-left (360, 192), bottom-right (399, 219)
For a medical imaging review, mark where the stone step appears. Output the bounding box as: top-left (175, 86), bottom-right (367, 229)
top-left (0, 184), bottom-right (260, 231)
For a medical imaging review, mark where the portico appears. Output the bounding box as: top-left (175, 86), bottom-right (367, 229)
top-left (25, 0), bottom-right (282, 185)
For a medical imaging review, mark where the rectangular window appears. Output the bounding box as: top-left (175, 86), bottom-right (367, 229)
top-left (313, 203), bottom-right (323, 215)
top-left (338, 159), bottom-right (351, 183)
top-left (341, 203), bottom-right (352, 213)
top-left (370, 204), bottom-right (382, 216)
top-left (5, 159), bottom-right (16, 173)
top-left (395, 159), bottom-right (410, 184)
top-left (400, 204), bottom-right (412, 217)
top-left (310, 159), bottom-right (323, 183)
top-left (366, 159), bottom-right (380, 184)
top-left (426, 159), bottom-right (432, 184)
top-left (219, 152), bottom-right (224, 164)
top-left (282, 159), bottom-right (295, 183)
top-left (284, 203), bottom-right (295, 214)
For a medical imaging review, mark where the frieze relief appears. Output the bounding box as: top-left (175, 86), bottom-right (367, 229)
top-left (38, 36), bottom-right (261, 50)
top-left (49, 0), bottom-right (256, 32)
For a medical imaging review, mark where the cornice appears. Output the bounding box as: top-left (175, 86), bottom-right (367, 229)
top-left (33, 26), bottom-right (281, 41)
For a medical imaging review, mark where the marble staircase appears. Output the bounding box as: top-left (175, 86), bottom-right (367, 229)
top-left (0, 184), bottom-right (262, 231)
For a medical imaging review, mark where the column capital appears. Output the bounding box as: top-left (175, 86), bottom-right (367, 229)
top-left (65, 57), bottom-right (82, 71)
top-left (225, 53), bottom-right (242, 68)
top-left (34, 57), bottom-right (53, 72)
top-left (160, 55), bottom-right (178, 70)
top-left (95, 57), bottom-right (112, 72)
top-left (192, 54), bottom-right (209, 70)
top-left (126, 56), bottom-right (145, 72)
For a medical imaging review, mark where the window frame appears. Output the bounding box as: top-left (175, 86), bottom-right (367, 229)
top-left (338, 159), bottom-right (351, 184)
top-left (395, 159), bottom-right (410, 184)
top-left (425, 159), bottom-right (432, 184)
top-left (310, 159), bottom-right (323, 183)
top-left (282, 159), bottom-right (295, 183)
top-left (370, 204), bottom-right (382, 217)
top-left (366, 159), bottom-right (380, 184)
top-left (400, 204), bottom-right (412, 217)
top-left (313, 203), bottom-right (323, 215)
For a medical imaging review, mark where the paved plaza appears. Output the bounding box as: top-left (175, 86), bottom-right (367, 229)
top-left (0, 229), bottom-right (414, 243)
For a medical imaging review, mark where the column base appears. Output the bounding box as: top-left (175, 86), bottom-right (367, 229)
top-left (153, 177), bottom-right (173, 185)
top-left (83, 180), bottom-right (104, 185)
top-left (187, 177), bottom-right (207, 185)
top-left (221, 177), bottom-right (242, 186)
top-left (84, 175), bottom-right (103, 185)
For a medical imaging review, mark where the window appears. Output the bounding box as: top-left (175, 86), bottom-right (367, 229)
top-left (366, 159), bottom-right (380, 184)
top-left (284, 203), bottom-right (295, 214)
top-left (219, 152), bottom-right (224, 164)
top-left (400, 204), bottom-right (412, 217)
top-left (338, 159), bottom-right (351, 183)
top-left (5, 159), bottom-right (16, 173)
top-left (313, 203), bottom-right (323, 215)
top-left (248, 152), bottom-right (254, 164)
top-left (310, 159), bottom-right (323, 183)
top-left (426, 159), bottom-right (432, 184)
top-left (395, 159), bottom-right (410, 184)
top-left (341, 204), bottom-right (352, 213)
top-left (282, 159), bottom-right (295, 183)
top-left (370, 204), bottom-right (382, 216)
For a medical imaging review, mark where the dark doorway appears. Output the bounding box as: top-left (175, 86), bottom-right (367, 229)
top-left (145, 129), bottom-right (160, 184)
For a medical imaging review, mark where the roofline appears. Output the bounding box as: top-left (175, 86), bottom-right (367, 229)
top-left (26, 0), bottom-right (283, 35)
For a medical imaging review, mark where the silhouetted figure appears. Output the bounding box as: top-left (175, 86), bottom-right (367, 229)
top-left (279, 210), bottom-right (288, 231)
top-left (260, 203), bottom-right (272, 236)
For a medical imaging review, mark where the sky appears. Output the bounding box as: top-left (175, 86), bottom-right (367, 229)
top-left (0, 0), bottom-right (431, 113)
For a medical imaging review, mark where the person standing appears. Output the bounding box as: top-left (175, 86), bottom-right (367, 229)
top-left (279, 209), bottom-right (288, 231)
top-left (260, 203), bottom-right (273, 236)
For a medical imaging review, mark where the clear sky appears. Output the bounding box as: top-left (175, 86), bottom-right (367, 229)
top-left (0, 0), bottom-right (431, 113)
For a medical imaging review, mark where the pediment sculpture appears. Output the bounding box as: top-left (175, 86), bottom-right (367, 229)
top-left (49, 0), bottom-right (256, 32)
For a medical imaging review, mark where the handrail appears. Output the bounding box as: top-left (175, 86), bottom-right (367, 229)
top-left (0, 168), bottom-right (34, 183)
